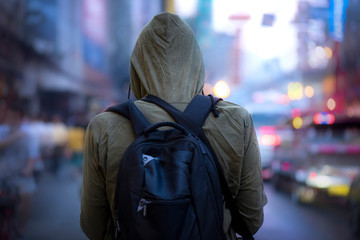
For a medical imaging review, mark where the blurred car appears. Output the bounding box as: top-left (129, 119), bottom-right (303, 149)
top-left (246, 103), bottom-right (292, 181)
top-left (348, 173), bottom-right (360, 237)
top-left (272, 114), bottom-right (360, 204)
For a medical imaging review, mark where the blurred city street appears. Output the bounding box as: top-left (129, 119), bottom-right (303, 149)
top-left (255, 182), bottom-right (358, 240)
top-left (23, 163), bottom-right (87, 240)
top-left (1, 0), bottom-right (360, 239)
top-left (20, 165), bottom-right (359, 240)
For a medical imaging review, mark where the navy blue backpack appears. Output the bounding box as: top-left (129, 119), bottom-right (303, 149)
top-left (106, 94), bottom-right (253, 240)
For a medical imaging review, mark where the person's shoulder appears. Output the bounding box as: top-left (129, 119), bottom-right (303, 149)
top-left (88, 110), bottom-right (129, 130)
top-left (214, 100), bottom-right (255, 129)
top-left (217, 100), bottom-right (252, 118)
top-left (89, 111), bottom-right (110, 121)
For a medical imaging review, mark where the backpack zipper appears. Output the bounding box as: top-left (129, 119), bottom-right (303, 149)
top-left (195, 136), bottom-right (207, 154)
top-left (114, 212), bottom-right (121, 239)
top-left (137, 198), bottom-right (152, 217)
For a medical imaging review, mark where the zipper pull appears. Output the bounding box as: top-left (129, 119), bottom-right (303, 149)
top-left (143, 203), bottom-right (148, 217)
top-left (137, 198), bottom-right (151, 217)
top-left (195, 137), bottom-right (207, 154)
top-left (114, 213), bottom-right (121, 239)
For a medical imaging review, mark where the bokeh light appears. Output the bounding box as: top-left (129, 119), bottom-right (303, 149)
top-left (327, 98), bottom-right (336, 111)
top-left (313, 112), bottom-right (335, 125)
top-left (292, 116), bottom-right (303, 129)
top-left (287, 82), bottom-right (303, 100)
top-left (324, 47), bottom-right (333, 59)
top-left (291, 108), bottom-right (301, 118)
top-left (213, 80), bottom-right (231, 98)
top-left (304, 85), bottom-right (314, 98)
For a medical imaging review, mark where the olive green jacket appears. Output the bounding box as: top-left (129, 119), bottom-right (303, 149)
top-left (80, 12), bottom-right (267, 240)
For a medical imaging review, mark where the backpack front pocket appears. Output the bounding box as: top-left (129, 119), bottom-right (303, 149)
top-left (134, 198), bottom-right (200, 240)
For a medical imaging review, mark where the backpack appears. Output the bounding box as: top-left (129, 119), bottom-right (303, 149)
top-left (106, 94), bottom-right (254, 240)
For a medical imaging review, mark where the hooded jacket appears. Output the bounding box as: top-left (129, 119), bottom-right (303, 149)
top-left (80, 12), bottom-right (267, 240)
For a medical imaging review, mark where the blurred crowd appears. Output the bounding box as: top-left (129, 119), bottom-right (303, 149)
top-left (0, 100), bottom-right (87, 239)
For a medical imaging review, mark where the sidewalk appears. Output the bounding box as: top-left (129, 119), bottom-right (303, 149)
top-left (23, 163), bottom-right (87, 240)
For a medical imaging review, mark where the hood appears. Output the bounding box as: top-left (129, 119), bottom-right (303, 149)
top-left (130, 12), bottom-right (205, 102)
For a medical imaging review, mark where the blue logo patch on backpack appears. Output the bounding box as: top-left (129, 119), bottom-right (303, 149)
top-left (106, 94), bottom-right (254, 240)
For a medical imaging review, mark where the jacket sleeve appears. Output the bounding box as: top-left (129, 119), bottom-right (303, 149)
top-left (236, 114), bottom-right (267, 235)
top-left (80, 118), bottom-right (112, 239)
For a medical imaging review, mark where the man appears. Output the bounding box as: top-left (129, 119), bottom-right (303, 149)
top-left (81, 12), bottom-right (267, 240)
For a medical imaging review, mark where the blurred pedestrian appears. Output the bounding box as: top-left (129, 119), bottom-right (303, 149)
top-left (67, 124), bottom-right (85, 178)
top-left (22, 113), bottom-right (46, 182)
top-left (50, 114), bottom-right (69, 176)
top-left (0, 102), bottom-right (38, 238)
top-left (37, 113), bottom-right (55, 173)
top-left (81, 12), bottom-right (267, 240)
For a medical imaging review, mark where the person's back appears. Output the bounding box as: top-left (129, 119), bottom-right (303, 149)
top-left (81, 12), bottom-right (267, 240)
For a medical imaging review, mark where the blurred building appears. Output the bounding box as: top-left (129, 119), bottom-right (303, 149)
top-left (292, 0), bottom-right (359, 118)
top-left (0, 0), bottom-right (165, 122)
top-left (108, 0), bottom-right (163, 102)
top-left (0, 0), bottom-right (87, 120)
top-left (292, 0), bottom-right (331, 113)
top-left (3, 0), bottom-right (356, 123)
top-left (0, 0), bottom-right (48, 114)
top-left (341, 0), bottom-right (360, 116)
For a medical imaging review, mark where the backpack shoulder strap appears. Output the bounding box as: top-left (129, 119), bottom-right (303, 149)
top-left (142, 94), bottom-right (221, 132)
top-left (105, 100), bottom-right (151, 137)
top-left (106, 101), bottom-right (130, 118)
top-left (183, 94), bottom-right (222, 125)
